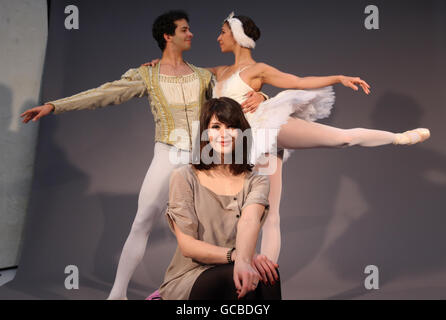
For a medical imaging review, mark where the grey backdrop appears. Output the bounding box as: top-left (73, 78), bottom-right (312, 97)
top-left (0, 0), bottom-right (445, 299)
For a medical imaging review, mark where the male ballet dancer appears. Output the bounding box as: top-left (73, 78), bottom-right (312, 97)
top-left (21, 10), bottom-right (266, 299)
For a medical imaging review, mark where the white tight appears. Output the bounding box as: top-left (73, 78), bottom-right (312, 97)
top-left (277, 117), bottom-right (396, 149)
top-left (258, 117), bottom-right (398, 263)
top-left (107, 142), bottom-right (190, 299)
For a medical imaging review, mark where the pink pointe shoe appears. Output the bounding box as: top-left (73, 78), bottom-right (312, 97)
top-left (393, 128), bottom-right (431, 145)
top-left (146, 290), bottom-right (162, 300)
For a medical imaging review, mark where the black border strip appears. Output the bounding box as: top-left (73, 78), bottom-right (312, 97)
top-left (0, 266), bottom-right (18, 272)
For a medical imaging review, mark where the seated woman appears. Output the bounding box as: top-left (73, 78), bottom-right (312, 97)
top-left (158, 97), bottom-right (281, 300)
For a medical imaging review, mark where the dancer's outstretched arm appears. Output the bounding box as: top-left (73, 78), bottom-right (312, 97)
top-left (20, 68), bottom-right (147, 122)
top-left (255, 63), bottom-right (370, 94)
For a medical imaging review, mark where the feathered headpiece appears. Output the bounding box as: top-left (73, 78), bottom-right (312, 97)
top-left (224, 11), bottom-right (256, 49)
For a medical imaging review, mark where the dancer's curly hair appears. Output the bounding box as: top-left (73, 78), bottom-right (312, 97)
top-left (152, 10), bottom-right (189, 51)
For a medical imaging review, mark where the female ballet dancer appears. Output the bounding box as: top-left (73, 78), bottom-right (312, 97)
top-left (210, 12), bottom-right (431, 273)
top-left (144, 12), bottom-right (430, 286)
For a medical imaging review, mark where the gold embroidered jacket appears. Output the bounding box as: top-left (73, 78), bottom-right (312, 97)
top-left (46, 62), bottom-right (213, 151)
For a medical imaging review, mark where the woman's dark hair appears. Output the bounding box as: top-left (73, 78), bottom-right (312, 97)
top-left (152, 10), bottom-right (189, 51)
top-left (193, 97), bottom-right (254, 175)
top-left (233, 15), bottom-right (261, 41)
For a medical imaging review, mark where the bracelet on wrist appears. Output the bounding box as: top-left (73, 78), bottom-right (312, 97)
top-left (227, 247), bottom-right (235, 264)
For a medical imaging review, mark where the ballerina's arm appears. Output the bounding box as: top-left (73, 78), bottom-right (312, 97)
top-left (257, 63), bottom-right (370, 94)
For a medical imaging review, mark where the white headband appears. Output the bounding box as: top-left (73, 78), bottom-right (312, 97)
top-left (224, 11), bottom-right (256, 49)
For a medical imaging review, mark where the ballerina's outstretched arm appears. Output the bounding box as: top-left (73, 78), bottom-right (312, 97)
top-left (248, 63), bottom-right (429, 147)
top-left (258, 62), bottom-right (370, 93)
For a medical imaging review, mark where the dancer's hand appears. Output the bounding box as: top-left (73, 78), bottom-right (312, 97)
top-left (20, 104), bottom-right (54, 123)
top-left (251, 253), bottom-right (279, 285)
top-left (241, 91), bottom-right (265, 114)
top-left (233, 258), bottom-right (261, 299)
top-left (141, 59), bottom-right (160, 67)
top-left (339, 76), bottom-right (371, 95)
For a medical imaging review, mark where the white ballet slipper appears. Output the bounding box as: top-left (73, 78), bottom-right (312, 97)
top-left (393, 128), bottom-right (431, 145)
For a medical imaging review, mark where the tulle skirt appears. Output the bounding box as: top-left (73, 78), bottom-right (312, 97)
top-left (245, 86), bottom-right (335, 164)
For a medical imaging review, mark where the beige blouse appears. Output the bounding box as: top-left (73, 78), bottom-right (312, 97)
top-left (158, 164), bottom-right (270, 300)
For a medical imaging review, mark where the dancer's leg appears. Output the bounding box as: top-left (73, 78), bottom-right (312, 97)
top-left (277, 117), bottom-right (428, 149)
top-left (258, 118), bottom-right (404, 262)
top-left (255, 152), bottom-right (283, 264)
top-left (108, 142), bottom-right (189, 299)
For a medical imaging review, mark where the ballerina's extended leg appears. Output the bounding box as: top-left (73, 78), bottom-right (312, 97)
top-left (277, 117), bottom-right (430, 149)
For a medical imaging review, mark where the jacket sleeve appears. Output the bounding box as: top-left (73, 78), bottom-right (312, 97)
top-left (46, 68), bottom-right (147, 115)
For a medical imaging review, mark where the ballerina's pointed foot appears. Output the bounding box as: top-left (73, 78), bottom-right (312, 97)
top-left (393, 128), bottom-right (431, 145)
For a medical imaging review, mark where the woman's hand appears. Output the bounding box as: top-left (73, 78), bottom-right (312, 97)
top-left (241, 91), bottom-right (265, 114)
top-left (339, 76), bottom-right (371, 94)
top-left (251, 253), bottom-right (279, 285)
top-left (233, 258), bottom-right (261, 299)
top-left (20, 104), bottom-right (54, 123)
top-left (141, 58), bottom-right (160, 67)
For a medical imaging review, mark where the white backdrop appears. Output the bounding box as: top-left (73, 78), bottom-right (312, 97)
top-left (0, 0), bottom-right (47, 279)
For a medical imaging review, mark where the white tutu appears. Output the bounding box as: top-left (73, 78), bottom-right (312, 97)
top-left (244, 86), bottom-right (335, 164)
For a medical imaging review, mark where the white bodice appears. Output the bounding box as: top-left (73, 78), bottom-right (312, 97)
top-left (213, 71), bottom-right (253, 103)
top-left (212, 68), bottom-right (256, 121)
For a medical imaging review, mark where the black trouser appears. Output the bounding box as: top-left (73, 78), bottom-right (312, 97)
top-left (189, 263), bottom-right (281, 300)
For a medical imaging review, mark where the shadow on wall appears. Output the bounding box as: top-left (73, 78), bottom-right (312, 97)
top-left (279, 91), bottom-right (446, 298)
top-left (0, 103), bottom-right (171, 299)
